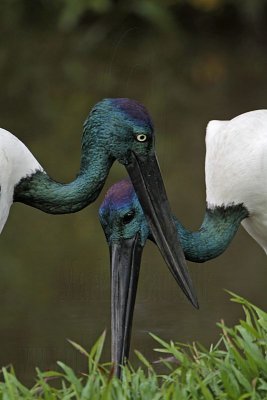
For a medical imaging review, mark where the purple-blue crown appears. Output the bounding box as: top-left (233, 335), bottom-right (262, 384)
top-left (110, 98), bottom-right (153, 130)
top-left (100, 179), bottom-right (135, 212)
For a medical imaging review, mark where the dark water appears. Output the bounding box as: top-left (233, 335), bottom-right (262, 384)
top-left (0, 25), bottom-right (267, 383)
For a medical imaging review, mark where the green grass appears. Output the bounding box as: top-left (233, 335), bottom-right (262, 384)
top-left (1, 293), bottom-right (267, 399)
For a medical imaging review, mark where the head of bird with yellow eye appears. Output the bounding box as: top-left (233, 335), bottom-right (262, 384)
top-left (83, 98), bottom-right (154, 165)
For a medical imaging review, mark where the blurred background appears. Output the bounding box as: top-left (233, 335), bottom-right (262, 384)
top-left (0, 0), bottom-right (267, 383)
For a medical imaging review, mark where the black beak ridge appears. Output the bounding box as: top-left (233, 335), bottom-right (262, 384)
top-left (126, 152), bottom-right (198, 309)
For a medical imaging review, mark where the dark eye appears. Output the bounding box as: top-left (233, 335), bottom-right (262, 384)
top-left (122, 210), bottom-right (135, 225)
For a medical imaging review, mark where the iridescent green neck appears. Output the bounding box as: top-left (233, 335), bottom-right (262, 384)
top-left (14, 141), bottom-right (114, 214)
top-left (174, 205), bottom-right (249, 262)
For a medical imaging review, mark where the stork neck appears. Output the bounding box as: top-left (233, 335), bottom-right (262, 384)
top-left (175, 205), bottom-right (248, 262)
top-left (14, 142), bottom-right (114, 214)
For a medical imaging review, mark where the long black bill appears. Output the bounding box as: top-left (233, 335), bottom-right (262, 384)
top-left (126, 152), bottom-right (198, 309)
top-left (110, 235), bottom-right (143, 378)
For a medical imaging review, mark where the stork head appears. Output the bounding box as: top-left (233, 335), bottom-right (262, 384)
top-left (99, 179), bottom-right (149, 246)
top-left (99, 178), bottom-right (198, 377)
top-left (84, 98), bottom-right (154, 165)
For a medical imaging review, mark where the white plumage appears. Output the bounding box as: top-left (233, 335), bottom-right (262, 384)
top-left (206, 110), bottom-right (267, 253)
top-left (0, 128), bottom-right (42, 233)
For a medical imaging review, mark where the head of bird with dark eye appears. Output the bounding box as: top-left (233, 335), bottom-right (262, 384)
top-left (99, 179), bottom-right (149, 246)
top-left (99, 178), bottom-right (197, 377)
top-left (99, 178), bottom-right (149, 377)
top-left (83, 98), bottom-right (154, 165)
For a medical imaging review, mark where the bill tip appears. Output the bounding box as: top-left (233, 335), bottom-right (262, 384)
top-left (191, 295), bottom-right (199, 309)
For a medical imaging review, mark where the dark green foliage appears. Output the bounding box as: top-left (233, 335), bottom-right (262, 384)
top-left (0, 293), bottom-right (267, 398)
top-left (0, 0), bottom-right (267, 33)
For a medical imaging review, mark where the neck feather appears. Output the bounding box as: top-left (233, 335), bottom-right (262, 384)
top-left (14, 142), bottom-right (114, 214)
top-left (175, 204), bottom-right (248, 262)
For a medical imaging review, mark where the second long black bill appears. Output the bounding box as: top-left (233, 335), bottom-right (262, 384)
top-left (110, 235), bottom-right (142, 378)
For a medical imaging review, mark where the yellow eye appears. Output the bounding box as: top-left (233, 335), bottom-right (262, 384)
top-left (136, 134), bottom-right (147, 142)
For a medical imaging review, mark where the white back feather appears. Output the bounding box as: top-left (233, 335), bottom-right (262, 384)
top-left (0, 128), bottom-right (43, 233)
top-left (205, 110), bottom-right (267, 252)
